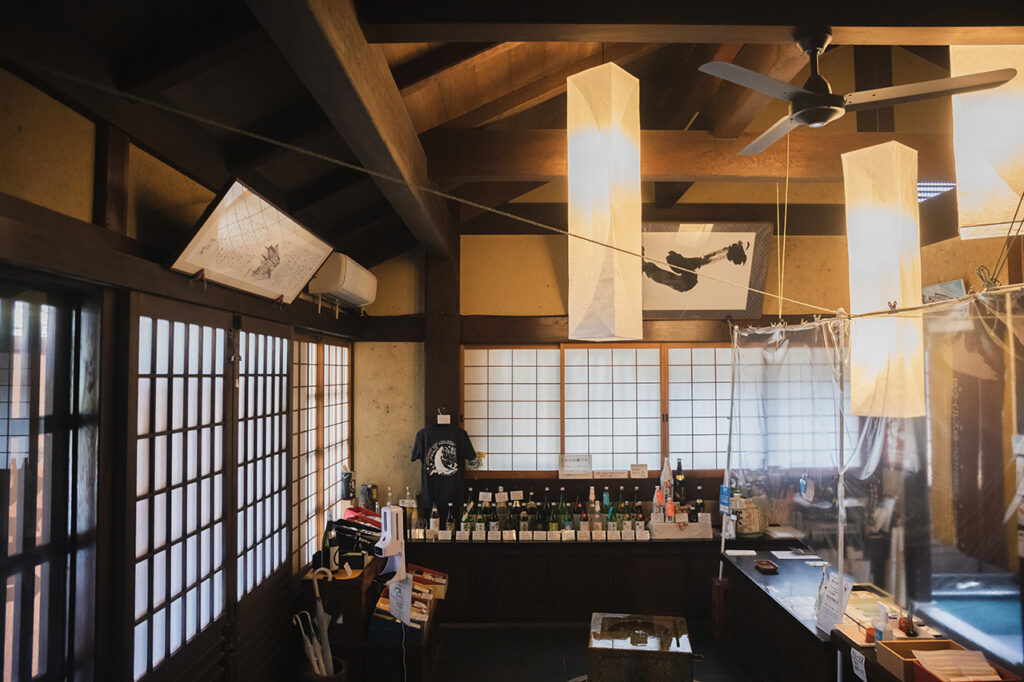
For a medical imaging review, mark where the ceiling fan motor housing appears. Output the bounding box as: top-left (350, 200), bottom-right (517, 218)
top-left (790, 91), bottom-right (846, 127)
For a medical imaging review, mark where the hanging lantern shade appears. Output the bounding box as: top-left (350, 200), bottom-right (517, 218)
top-left (566, 62), bottom-right (643, 341)
top-left (842, 142), bottom-right (926, 418)
top-left (951, 46), bottom-right (1024, 240)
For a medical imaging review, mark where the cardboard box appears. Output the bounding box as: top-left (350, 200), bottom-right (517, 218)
top-left (878, 640), bottom-right (965, 681)
top-left (914, 660), bottom-right (1022, 682)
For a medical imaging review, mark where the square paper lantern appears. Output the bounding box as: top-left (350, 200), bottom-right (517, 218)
top-left (842, 142), bottom-right (926, 418)
top-left (951, 46), bottom-right (1024, 239)
top-left (567, 62), bottom-right (643, 341)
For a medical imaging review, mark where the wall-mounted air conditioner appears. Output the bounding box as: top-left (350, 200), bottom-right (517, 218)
top-left (307, 253), bottom-right (377, 307)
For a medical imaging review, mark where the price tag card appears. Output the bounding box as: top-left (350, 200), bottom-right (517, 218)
top-left (621, 530), bottom-right (636, 541)
top-left (850, 649), bottom-right (867, 682)
top-left (438, 529), bottom-right (453, 542)
top-left (502, 530), bottom-right (517, 542)
top-left (479, 491), bottom-right (493, 502)
top-left (577, 530), bottom-right (591, 542)
top-left (592, 530), bottom-right (607, 541)
top-left (651, 512), bottom-right (666, 523)
top-left (546, 530), bottom-right (562, 542)
top-left (561, 529), bottom-right (576, 542)
top-left (425, 529), bottom-right (438, 542)
top-left (487, 530), bottom-right (502, 542)
top-left (636, 530), bottom-right (651, 541)
top-left (510, 490), bottom-right (524, 501)
top-left (629, 464), bottom-right (648, 478)
top-left (411, 528), bottom-right (425, 541)
top-left (455, 530), bottom-right (470, 542)
top-left (535, 531), bottom-right (548, 541)
top-left (471, 530), bottom-right (486, 542)
top-left (607, 530), bottom-right (622, 542)
top-left (519, 530), bottom-right (534, 541)
top-left (495, 491), bottom-right (509, 504)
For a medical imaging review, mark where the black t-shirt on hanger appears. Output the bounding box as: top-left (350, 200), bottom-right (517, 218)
top-left (411, 423), bottom-right (477, 521)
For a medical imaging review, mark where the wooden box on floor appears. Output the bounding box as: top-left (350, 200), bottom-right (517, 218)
top-left (587, 612), bottom-right (693, 682)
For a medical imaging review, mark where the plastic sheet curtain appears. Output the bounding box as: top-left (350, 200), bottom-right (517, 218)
top-left (951, 46), bottom-right (1024, 240)
top-left (566, 62), bottom-right (643, 341)
top-left (726, 287), bottom-right (1024, 666)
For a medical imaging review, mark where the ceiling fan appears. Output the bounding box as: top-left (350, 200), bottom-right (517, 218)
top-left (698, 28), bottom-right (1017, 156)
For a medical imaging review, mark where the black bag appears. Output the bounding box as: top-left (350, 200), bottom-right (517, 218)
top-left (314, 519), bottom-right (380, 569)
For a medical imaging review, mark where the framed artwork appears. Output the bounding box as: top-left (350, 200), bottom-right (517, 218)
top-left (641, 222), bottom-right (771, 318)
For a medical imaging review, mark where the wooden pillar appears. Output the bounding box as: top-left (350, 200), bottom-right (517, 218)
top-left (853, 46), bottom-right (895, 133)
top-left (92, 123), bottom-right (129, 235)
top-left (424, 247), bottom-right (461, 426)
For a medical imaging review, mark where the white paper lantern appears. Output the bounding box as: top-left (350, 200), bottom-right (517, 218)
top-left (951, 46), bottom-right (1024, 240)
top-left (567, 62), bottom-right (643, 341)
top-left (842, 142), bottom-right (926, 418)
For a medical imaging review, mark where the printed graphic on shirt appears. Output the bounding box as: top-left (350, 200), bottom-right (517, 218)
top-left (426, 439), bottom-right (458, 476)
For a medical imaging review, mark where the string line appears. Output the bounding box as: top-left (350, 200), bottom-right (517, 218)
top-left (20, 59), bottom-right (841, 315)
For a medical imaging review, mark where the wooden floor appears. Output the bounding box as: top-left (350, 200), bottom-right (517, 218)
top-left (433, 622), bottom-right (752, 682)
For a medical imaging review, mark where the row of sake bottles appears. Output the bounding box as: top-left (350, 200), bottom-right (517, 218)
top-left (427, 483), bottom-right (706, 535)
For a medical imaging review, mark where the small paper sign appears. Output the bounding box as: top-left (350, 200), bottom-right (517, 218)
top-left (719, 485), bottom-right (731, 514)
top-left (546, 530), bottom-right (562, 542)
top-left (342, 562), bottom-right (353, 577)
top-left (577, 530), bottom-right (591, 542)
top-left (487, 530), bottom-right (502, 542)
top-left (479, 491), bottom-right (492, 502)
top-left (651, 512), bottom-right (666, 523)
top-left (535, 531), bottom-right (548, 541)
top-left (816, 572), bottom-right (853, 633)
top-left (510, 490), bottom-right (524, 501)
top-left (502, 530), bottom-right (517, 542)
top-left (636, 530), bottom-right (651, 541)
top-left (621, 530), bottom-right (636, 541)
top-left (592, 530), bottom-right (607, 541)
top-left (438, 529), bottom-right (452, 541)
top-left (388, 575), bottom-right (414, 626)
top-left (495, 491), bottom-right (509, 504)
top-left (561, 529), bottom-right (576, 542)
top-left (629, 464), bottom-right (648, 478)
top-left (455, 530), bottom-right (470, 542)
top-left (425, 529), bottom-right (438, 542)
top-left (519, 530), bottom-right (534, 541)
top-left (607, 530), bottom-right (622, 541)
top-left (411, 528), bottom-right (425, 541)
top-left (594, 470), bottom-right (630, 479)
top-left (472, 530), bottom-right (486, 542)
top-left (850, 649), bottom-right (867, 682)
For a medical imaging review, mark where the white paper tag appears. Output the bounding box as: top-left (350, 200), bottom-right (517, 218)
top-left (487, 530), bottom-right (502, 542)
top-left (816, 572), bottom-right (853, 632)
top-left (547, 530), bottom-right (562, 542)
top-left (636, 530), bottom-right (651, 541)
top-left (630, 464), bottom-right (648, 478)
top-left (425, 529), bottom-right (438, 542)
top-left (850, 649), bottom-right (867, 682)
top-left (535, 531), bottom-right (548, 541)
top-left (621, 530), bottom-right (636, 541)
top-left (577, 530), bottom-right (591, 542)
top-left (594, 470), bottom-right (630, 479)
top-left (438, 529), bottom-right (452, 541)
top-left (388, 575), bottom-right (414, 626)
top-left (455, 530), bottom-right (470, 542)
top-left (561, 529), bottom-right (576, 542)
top-left (510, 490), bottom-right (524, 501)
top-left (411, 528), bottom-right (425, 540)
top-left (651, 512), bottom-right (666, 523)
top-left (519, 530), bottom-right (533, 541)
top-left (471, 530), bottom-right (486, 542)
top-left (495, 491), bottom-right (509, 504)
top-left (437, 413), bottom-right (451, 425)
top-left (479, 491), bottom-right (492, 502)
top-left (607, 530), bottom-right (622, 542)
top-left (592, 530), bottom-right (607, 541)
top-left (502, 530), bottom-right (517, 542)
top-left (343, 562), bottom-right (353, 577)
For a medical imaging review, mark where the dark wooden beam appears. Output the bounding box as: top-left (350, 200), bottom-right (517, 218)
top-left (248, 0), bottom-right (454, 257)
top-left (92, 123), bottom-right (129, 234)
top-left (699, 44), bottom-right (807, 138)
top-left (425, 129), bottom-right (955, 183)
top-left (0, 191), bottom-right (361, 338)
top-left (224, 97), bottom-right (333, 174)
top-left (286, 166), bottom-right (367, 214)
top-left (292, 177), bottom-right (381, 227)
top-left (338, 219), bottom-right (420, 268)
top-left (391, 42), bottom-right (497, 89)
top-left (425, 253), bottom-right (461, 423)
top-left (453, 182), bottom-right (546, 222)
top-left (853, 46), bottom-right (895, 133)
top-left (361, 315), bottom-right (425, 342)
top-left (641, 44), bottom-right (741, 130)
top-left (355, 2), bottom-right (1024, 45)
top-left (442, 42), bottom-right (660, 130)
top-left (653, 182), bottom-right (694, 209)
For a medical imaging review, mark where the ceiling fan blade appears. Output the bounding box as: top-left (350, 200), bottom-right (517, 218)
top-left (699, 61), bottom-right (813, 102)
top-left (739, 115), bottom-right (801, 156)
top-left (843, 68), bottom-right (1017, 111)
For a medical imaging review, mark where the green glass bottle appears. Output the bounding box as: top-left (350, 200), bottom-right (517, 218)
top-left (525, 489), bottom-right (537, 530)
top-left (553, 486), bottom-right (566, 531)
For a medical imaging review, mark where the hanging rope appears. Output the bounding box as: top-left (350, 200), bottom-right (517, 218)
top-left (17, 59), bottom-right (842, 316)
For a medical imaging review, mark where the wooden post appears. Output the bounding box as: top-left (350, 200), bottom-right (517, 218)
top-left (424, 248), bottom-right (461, 427)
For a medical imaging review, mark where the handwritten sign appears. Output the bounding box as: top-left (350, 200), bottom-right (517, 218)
top-left (495, 491), bottom-right (509, 504)
top-left (629, 464), bottom-right (649, 478)
top-left (621, 530), bottom-right (636, 541)
top-left (592, 530), bottom-right (607, 541)
top-left (636, 530), bottom-right (651, 541)
top-left (850, 649), bottom-right (867, 682)
top-left (577, 530), bottom-right (591, 542)
top-left (510, 490), bottom-right (523, 501)
top-left (410, 528), bottom-right (425, 541)
top-left (471, 529), bottom-right (486, 542)
top-left (478, 491), bottom-right (492, 502)
top-left (388, 576), bottom-right (414, 626)
top-left (519, 530), bottom-right (534, 541)
top-left (607, 530), bottom-right (622, 542)
top-left (561, 529), bottom-right (576, 542)
top-left (816, 572), bottom-right (853, 632)
top-left (487, 530), bottom-right (502, 542)
top-left (502, 530), bottom-right (517, 542)
top-left (546, 530), bottom-right (562, 542)
top-left (438, 529), bottom-right (452, 542)
top-left (455, 530), bottom-right (470, 542)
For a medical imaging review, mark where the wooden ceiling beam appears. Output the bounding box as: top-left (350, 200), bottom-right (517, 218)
top-left (652, 182), bottom-right (694, 209)
top-left (355, 3), bottom-right (1024, 45)
top-left (424, 129), bottom-right (954, 183)
top-left (224, 97), bottom-right (333, 174)
top-left (247, 0), bottom-right (453, 257)
top-left (392, 42), bottom-right (499, 89)
top-left (286, 166), bottom-right (367, 214)
top-left (451, 181), bottom-right (546, 222)
top-left (442, 42), bottom-right (661, 130)
top-left (699, 44), bottom-right (807, 138)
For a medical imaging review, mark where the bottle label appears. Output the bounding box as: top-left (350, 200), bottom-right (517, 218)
top-left (519, 530), bottom-right (534, 541)
top-left (510, 490), bottom-right (524, 501)
top-left (560, 529), bottom-right (576, 542)
top-left (487, 530), bottom-right (502, 542)
top-left (438, 529), bottom-right (452, 541)
top-left (471, 529), bottom-right (486, 542)
top-left (546, 530), bottom-right (562, 542)
top-left (607, 530), bottom-right (622, 542)
top-left (489, 522), bottom-right (500, 532)
top-left (455, 530), bottom-right (470, 542)
top-left (502, 530), bottom-right (517, 542)
top-left (429, 519), bottom-right (439, 531)
top-left (577, 530), bottom-right (591, 542)
top-left (621, 530), bottom-right (636, 541)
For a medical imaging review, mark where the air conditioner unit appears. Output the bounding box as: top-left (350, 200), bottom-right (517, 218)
top-left (307, 253), bottom-right (377, 307)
